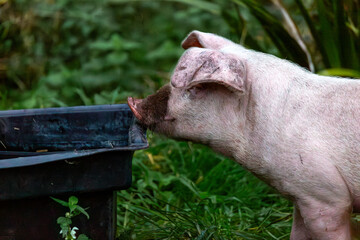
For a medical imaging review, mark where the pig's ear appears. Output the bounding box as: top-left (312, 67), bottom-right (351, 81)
top-left (171, 50), bottom-right (246, 93)
top-left (182, 31), bottom-right (234, 50)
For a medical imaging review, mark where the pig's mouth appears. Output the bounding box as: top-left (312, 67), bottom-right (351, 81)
top-left (127, 97), bottom-right (144, 122)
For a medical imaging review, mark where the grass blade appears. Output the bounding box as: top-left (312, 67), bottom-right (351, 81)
top-left (108, 0), bottom-right (220, 15)
top-left (165, 0), bottom-right (220, 15)
top-left (316, 0), bottom-right (341, 68)
top-left (294, 0), bottom-right (331, 68)
top-left (232, 0), bottom-right (309, 69)
top-left (220, 2), bottom-right (264, 51)
top-left (334, 0), bottom-right (348, 67)
top-left (317, 68), bottom-right (360, 78)
top-left (333, 0), bottom-right (360, 69)
top-left (271, 0), bottom-right (314, 72)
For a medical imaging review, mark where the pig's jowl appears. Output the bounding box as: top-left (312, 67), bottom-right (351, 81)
top-left (128, 30), bottom-right (360, 240)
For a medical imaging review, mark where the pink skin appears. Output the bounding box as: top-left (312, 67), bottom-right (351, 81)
top-left (128, 97), bottom-right (143, 121)
top-left (128, 31), bottom-right (360, 239)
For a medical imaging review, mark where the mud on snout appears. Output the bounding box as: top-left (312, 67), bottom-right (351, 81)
top-left (127, 84), bottom-right (172, 129)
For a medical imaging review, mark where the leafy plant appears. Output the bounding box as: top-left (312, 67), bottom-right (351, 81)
top-left (163, 0), bottom-right (360, 76)
top-left (226, 0), bottom-right (359, 76)
top-left (51, 196), bottom-right (91, 240)
top-left (117, 136), bottom-right (292, 239)
top-left (1, 0), bottom-right (359, 239)
top-left (0, 0), bottom-right (227, 109)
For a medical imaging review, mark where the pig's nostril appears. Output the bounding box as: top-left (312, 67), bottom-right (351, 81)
top-left (127, 97), bottom-right (135, 107)
top-left (178, 66), bottom-right (187, 70)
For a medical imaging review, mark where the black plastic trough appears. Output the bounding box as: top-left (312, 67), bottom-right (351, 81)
top-left (0, 104), bottom-right (147, 240)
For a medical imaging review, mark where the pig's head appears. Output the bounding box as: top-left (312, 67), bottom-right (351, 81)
top-left (128, 31), bottom-right (249, 152)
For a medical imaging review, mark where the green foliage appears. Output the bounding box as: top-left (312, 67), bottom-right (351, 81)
top-left (231, 0), bottom-right (360, 74)
top-left (51, 196), bottom-right (90, 219)
top-left (172, 0), bottom-right (360, 74)
top-left (1, 0), bottom-right (358, 110)
top-left (51, 196), bottom-right (91, 240)
top-left (1, 0), bottom-right (359, 239)
top-left (117, 136), bottom-right (292, 239)
top-left (0, 0), bottom-right (227, 109)
top-left (57, 216), bottom-right (73, 237)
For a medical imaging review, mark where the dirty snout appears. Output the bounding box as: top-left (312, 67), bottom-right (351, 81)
top-left (127, 84), bottom-right (173, 129)
top-left (127, 97), bottom-right (144, 121)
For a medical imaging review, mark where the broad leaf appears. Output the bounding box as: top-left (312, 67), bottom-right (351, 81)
top-left (51, 197), bottom-right (69, 207)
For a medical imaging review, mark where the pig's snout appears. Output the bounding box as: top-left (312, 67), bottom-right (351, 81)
top-left (127, 97), bottom-right (144, 121)
top-left (127, 84), bottom-right (173, 132)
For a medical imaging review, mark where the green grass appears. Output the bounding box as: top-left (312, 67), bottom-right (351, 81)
top-left (1, 1), bottom-right (358, 239)
top-left (117, 135), bottom-right (293, 239)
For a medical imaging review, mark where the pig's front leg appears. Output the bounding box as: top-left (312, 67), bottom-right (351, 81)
top-left (291, 206), bottom-right (311, 240)
top-left (295, 199), bottom-right (352, 240)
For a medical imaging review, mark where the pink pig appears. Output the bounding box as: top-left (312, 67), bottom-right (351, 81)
top-left (128, 31), bottom-right (360, 240)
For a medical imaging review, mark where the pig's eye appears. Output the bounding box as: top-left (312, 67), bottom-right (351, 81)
top-left (187, 84), bottom-right (205, 97)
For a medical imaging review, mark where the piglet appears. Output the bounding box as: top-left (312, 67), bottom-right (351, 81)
top-left (128, 30), bottom-right (360, 240)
